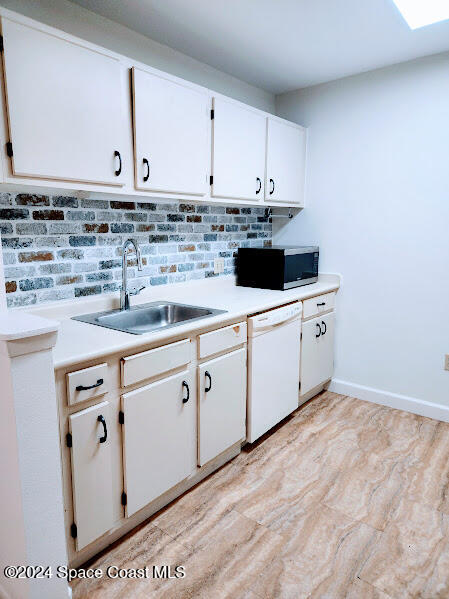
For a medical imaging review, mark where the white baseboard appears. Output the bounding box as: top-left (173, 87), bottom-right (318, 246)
top-left (329, 378), bottom-right (449, 423)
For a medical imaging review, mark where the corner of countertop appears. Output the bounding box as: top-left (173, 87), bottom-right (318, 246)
top-left (0, 310), bottom-right (60, 341)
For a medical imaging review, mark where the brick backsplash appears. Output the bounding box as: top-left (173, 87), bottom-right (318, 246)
top-left (0, 193), bottom-right (272, 307)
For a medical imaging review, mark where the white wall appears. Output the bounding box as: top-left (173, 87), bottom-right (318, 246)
top-left (0, 0), bottom-right (275, 112)
top-left (276, 52), bottom-right (449, 409)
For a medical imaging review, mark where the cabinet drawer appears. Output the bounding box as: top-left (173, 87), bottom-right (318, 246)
top-left (198, 322), bottom-right (247, 359)
top-left (67, 363), bottom-right (109, 406)
top-left (121, 339), bottom-right (191, 387)
top-left (302, 292), bottom-right (336, 320)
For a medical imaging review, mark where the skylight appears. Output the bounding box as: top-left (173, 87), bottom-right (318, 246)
top-left (392, 0), bottom-right (449, 29)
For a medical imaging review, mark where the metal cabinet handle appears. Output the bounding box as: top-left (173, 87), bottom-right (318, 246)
top-left (321, 320), bottom-right (327, 335)
top-left (97, 414), bottom-right (107, 444)
top-left (317, 302), bottom-right (326, 307)
top-left (76, 378), bottom-right (104, 392)
top-left (269, 178), bottom-right (275, 195)
top-left (205, 371), bottom-right (212, 392)
top-left (114, 150), bottom-right (122, 176)
top-left (316, 323), bottom-right (321, 338)
top-left (256, 177), bottom-right (262, 194)
top-left (182, 380), bottom-right (190, 404)
top-left (143, 158), bottom-right (150, 182)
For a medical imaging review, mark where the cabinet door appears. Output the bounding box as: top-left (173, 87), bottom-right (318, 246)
top-left (198, 348), bottom-right (246, 466)
top-left (266, 118), bottom-right (307, 205)
top-left (300, 312), bottom-right (335, 397)
top-left (69, 401), bottom-right (114, 551)
top-left (132, 67), bottom-right (208, 195)
top-left (122, 370), bottom-right (195, 518)
top-left (1, 18), bottom-right (126, 185)
top-left (211, 97), bottom-right (266, 201)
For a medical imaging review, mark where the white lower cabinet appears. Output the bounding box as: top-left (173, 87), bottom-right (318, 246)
top-left (121, 370), bottom-right (196, 518)
top-left (68, 401), bottom-right (115, 551)
top-left (198, 348), bottom-right (247, 466)
top-left (300, 311), bottom-right (335, 398)
top-left (62, 298), bottom-right (339, 557)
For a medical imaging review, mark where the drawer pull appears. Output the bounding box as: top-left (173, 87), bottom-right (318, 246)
top-left (182, 380), bottom-right (190, 404)
top-left (317, 302), bottom-right (326, 307)
top-left (205, 371), bottom-right (212, 393)
top-left (316, 323), bottom-right (321, 338)
top-left (76, 378), bottom-right (104, 392)
top-left (97, 414), bottom-right (107, 444)
top-left (321, 320), bottom-right (327, 335)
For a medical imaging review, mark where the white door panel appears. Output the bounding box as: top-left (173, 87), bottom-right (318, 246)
top-left (133, 67), bottom-right (208, 195)
top-left (198, 348), bottom-right (246, 466)
top-left (247, 318), bottom-right (301, 443)
top-left (122, 370), bottom-right (195, 518)
top-left (300, 312), bottom-right (335, 396)
top-left (2, 18), bottom-right (126, 185)
top-left (266, 118), bottom-right (306, 205)
top-left (69, 401), bottom-right (114, 551)
top-left (211, 97), bottom-right (266, 201)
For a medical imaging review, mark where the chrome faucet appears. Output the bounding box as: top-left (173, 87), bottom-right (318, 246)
top-left (120, 239), bottom-right (144, 311)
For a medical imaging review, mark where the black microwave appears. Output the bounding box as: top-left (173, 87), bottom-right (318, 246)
top-left (236, 246), bottom-right (319, 291)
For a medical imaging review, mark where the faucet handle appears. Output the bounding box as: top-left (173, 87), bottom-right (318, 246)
top-left (129, 284), bottom-right (145, 297)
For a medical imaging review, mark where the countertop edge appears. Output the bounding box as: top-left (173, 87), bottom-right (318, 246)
top-left (0, 312), bottom-right (60, 342)
top-left (51, 277), bottom-right (340, 371)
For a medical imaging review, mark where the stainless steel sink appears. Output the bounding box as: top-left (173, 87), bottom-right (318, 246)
top-left (72, 301), bottom-right (227, 335)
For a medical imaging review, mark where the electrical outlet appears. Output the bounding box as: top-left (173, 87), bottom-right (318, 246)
top-left (445, 355), bottom-right (449, 371)
top-left (214, 258), bottom-right (224, 274)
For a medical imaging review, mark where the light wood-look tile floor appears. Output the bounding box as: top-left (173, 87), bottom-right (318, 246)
top-left (71, 391), bottom-right (449, 599)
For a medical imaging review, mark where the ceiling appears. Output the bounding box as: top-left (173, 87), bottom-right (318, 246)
top-left (71, 0), bottom-right (449, 94)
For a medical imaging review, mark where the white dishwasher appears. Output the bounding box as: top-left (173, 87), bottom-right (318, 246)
top-left (247, 302), bottom-right (302, 443)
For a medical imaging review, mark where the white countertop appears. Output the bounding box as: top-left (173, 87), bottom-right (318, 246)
top-left (26, 274), bottom-right (340, 370)
top-left (0, 311), bottom-right (59, 341)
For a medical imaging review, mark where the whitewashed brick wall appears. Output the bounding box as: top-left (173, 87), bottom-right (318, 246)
top-left (0, 193), bottom-right (272, 307)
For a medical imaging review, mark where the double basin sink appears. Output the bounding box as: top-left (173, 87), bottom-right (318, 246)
top-left (73, 302), bottom-right (227, 335)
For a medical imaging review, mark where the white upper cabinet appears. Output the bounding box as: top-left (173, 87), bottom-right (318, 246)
top-left (132, 67), bottom-right (209, 195)
top-left (0, 10), bottom-right (307, 205)
top-left (1, 18), bottom-right (126, 186)
top-left (266, 117), bottom-right (307, 206)
top-left (211, 97), bottom-right (266, 201)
